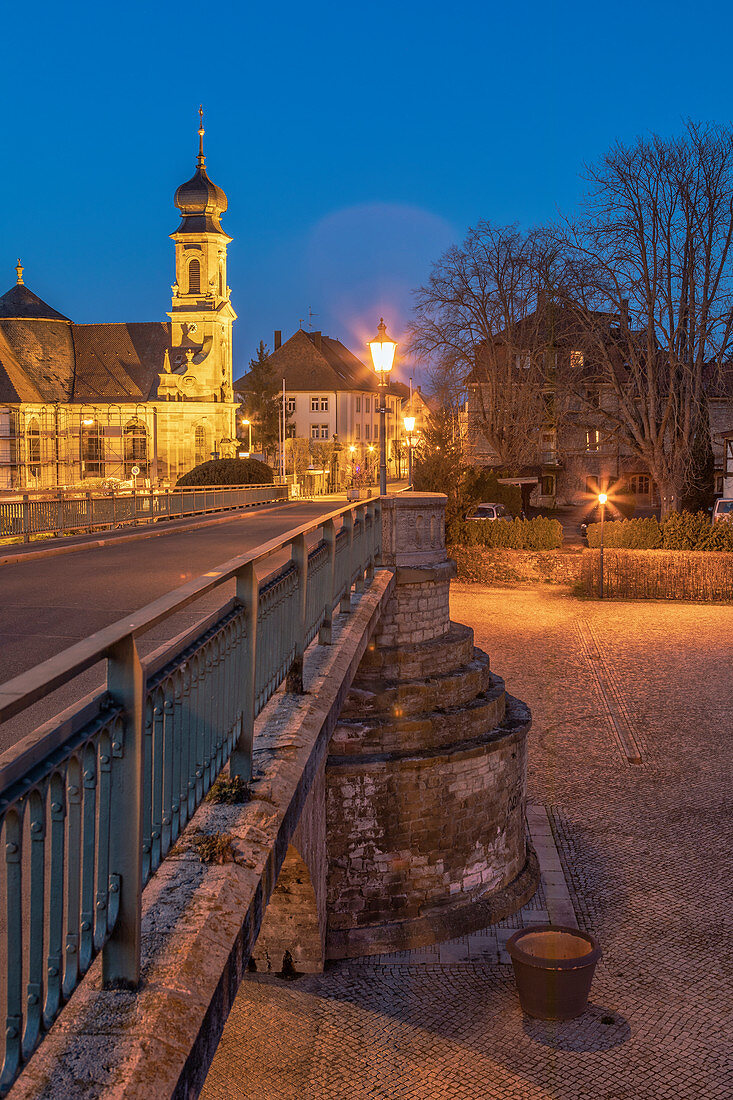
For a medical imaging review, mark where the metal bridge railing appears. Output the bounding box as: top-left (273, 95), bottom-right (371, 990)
top-left (0, 497), bottom-right (382, 1094)
top-left (0, 483), bottom-right (289, 543)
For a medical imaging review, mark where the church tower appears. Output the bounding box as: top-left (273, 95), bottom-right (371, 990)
top-left (159, 108), bottom-right (237, 403)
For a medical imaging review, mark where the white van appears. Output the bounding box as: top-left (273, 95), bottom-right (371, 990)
top-left (712, 499), bottom-right (733, 523)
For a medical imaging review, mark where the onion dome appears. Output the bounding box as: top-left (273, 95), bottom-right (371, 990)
top-left (173, 107), bottom-right (228, 234)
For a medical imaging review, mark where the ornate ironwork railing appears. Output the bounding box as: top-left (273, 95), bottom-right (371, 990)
top-left (0, 498), bottom-right (381, 1093)
top-left (0, 483), bottom-right (289, 543)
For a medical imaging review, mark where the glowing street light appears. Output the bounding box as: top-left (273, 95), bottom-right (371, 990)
top-left (240, 417), bottom-right (252, 453)
top-left (368, 318), bottom-right (397, 496)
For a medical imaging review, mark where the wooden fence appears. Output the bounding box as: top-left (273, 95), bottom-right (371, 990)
top-left (581, 549), bottom-right (733, 601)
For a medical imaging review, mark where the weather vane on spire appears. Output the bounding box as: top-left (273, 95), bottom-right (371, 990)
top-left (197, 105), bottom-right (205, 168)
top-left (15, 258), bottom-right (23, 286)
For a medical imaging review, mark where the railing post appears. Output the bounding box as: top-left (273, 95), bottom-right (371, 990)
top-left (22, 493), bottom-right (30, 543)
top-left (286, 533), bottom-right (308, 694)
top-left (56, 491), bottom-right (64, 538)
top-left (110, 489), bottom-right (116, 529)
top-left (132, 490), bottom-right (138, 526)
top-left (340, 508), bottom-right (354, 613)
top-left (102, 634), bottom-right (144, 989)
top-left (319, 518), bottom-right (336, 644)
top-left (86, 491), bottom-right (92, 534)
top-left (231, 561), bottom-right (258, 782)
top-left (354, 505), bottom-right (365, 592)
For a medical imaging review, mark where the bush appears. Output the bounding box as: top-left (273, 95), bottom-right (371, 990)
top-left (586, 516), bottom-right (662, 549)
top-left (585, 510), bottom-right (732, 552)
top-left (177, 458), bottom-right (274, 487)
top-left (449, 516), bottom-right (563, 550)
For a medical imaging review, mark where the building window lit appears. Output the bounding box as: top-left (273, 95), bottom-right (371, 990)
top-left (571, 350), bottom-right (584, 368)
top-left (188, 258), bottom-right (201, 295)
top-left (194, 424), bottom-right (210, 466)
top-left (630, 474), bottom-right (651, 496)
top-left (585, 429), bottom-right (601, 452)
top-left (80, 418), bottom-right (104, 478)
top-left (515, 354), bottom-right (531, 370)
top-left (27, 417), bottom-right (41, 477)
top-left (541, 474), bottom-right (555, 496)
top-left (124, 417), bottom-right (148, 477)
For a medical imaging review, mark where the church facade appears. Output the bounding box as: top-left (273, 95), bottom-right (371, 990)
top-left (0, 115), bottom-right (238, 491)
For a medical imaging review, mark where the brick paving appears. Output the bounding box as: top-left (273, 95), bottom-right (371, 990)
top-left (201, 586), bottom-right (733, 1099)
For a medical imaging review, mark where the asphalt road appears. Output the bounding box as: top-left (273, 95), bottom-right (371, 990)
top-left (0, 500), bottom-right (338, 753)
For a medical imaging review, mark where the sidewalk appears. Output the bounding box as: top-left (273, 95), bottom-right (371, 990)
top-left (201, 585), bottom-right (733, 1100)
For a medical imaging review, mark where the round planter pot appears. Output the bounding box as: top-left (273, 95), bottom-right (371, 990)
top-left (506, 925), bottom-right (601, 1020)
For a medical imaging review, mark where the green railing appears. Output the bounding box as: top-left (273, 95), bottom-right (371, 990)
top-left (0, 483), bottom-right (289, 542)
top-left (0, 498), bottom-right (381, 1093)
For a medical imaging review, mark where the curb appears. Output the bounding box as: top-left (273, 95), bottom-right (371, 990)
top-left (0, 500), bottom-right (295, 568)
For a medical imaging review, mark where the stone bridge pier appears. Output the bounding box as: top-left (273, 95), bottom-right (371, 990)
top-left (252, 492), bottom-right (538, 972)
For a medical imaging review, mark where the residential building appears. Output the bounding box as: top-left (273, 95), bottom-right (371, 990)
top-left (0, 115), bottom-right (238, 490)
top-left (234, 328), bottom-right (404, 487)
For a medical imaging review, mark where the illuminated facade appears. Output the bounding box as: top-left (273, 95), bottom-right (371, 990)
top-left (0, 114), bottom-right (237, 490)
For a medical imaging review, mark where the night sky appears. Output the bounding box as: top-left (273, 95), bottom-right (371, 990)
top-left (2, 0), bottom-right (732, 381)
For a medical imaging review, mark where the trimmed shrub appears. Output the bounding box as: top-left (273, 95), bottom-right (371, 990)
top-left (699, 521), bottom-right (733, 552)
top-left (449, 516), bottom-right (563, 551)
top-left (586, 516), bottom-right (662, 549)
top-left (661, 510), bottom-right (713, 550)
top-left (177, 458), bottom-right (274, 487)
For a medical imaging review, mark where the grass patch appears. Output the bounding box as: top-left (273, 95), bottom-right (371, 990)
top-left (206, 775), bottom-right (250, 804)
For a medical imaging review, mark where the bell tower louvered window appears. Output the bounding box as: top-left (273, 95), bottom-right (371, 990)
top-left (188, 258), bottom-right (201, 294)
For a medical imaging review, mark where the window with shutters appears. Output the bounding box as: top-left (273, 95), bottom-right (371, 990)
top-left (188, 258), bottom-right (201, 294)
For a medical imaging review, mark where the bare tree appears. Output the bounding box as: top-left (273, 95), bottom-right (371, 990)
top-left (558, 121), bottom-right (733, 514)
top-left (409, 222), bottom-right (560, 472)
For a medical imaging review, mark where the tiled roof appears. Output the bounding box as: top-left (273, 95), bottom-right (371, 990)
top-left (235, 329), bottom-right (403, 396)
top-left (0, 317), bottom-right (76, 401)
top-left (71, 323), bottom-right (171, 401)
top-left (0, 282), bottom-right (71, 322)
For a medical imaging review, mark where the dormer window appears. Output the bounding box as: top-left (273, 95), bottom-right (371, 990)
top-left (188, 259), bottom-right (201, 294)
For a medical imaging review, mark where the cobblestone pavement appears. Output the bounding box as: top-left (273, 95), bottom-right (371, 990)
top-left (201, 586), bottom-right (733, 1099)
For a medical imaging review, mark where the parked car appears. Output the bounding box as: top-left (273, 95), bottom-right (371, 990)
top-left (713, 499), bottom-right (733, 523)
top-left (466, 502), bottom-right (513, 521)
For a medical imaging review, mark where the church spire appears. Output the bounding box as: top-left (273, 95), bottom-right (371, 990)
top-left (15, 258), bottom-right (24, 285)
top-left (197, 105), bottom-right (205, 168)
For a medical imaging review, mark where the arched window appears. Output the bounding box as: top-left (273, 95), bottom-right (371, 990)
top-left (194, 425), bottom-right (210, 467)
top-left (80, 417), bottom-right (104, 478)
top-left (27, 417), bottom-right (41, 478)
top-left (188, 258), bottom-right (201, 295)
top-left (123, 417), bottom-right (147, 477)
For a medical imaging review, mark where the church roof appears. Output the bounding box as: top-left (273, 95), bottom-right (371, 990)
top-left (71, 323), bottom-right (171, 401)
top-left (236, 328), bottom-right (403, 395)
top-left (0, 281), bottom-right (71, 322)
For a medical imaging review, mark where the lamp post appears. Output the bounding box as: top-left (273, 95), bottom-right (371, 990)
top-left (349, 444), bottom-right (356, 487)
top-left (367, 443), bottom-right (375, 484)
top-left (403, 414), bottom-right (415, 487)
top-left (240, 418), bottom-right (252, 453)
top-left (368, 318), bottom-right (397, 496)
top-left (598, 492), bottom-right (608, 598)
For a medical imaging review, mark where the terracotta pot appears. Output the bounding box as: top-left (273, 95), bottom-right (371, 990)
top-left (506, 925), bottom-right (601, 1020)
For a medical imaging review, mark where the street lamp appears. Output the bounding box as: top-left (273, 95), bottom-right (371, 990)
top-left (598, 492), bottom-right (608, 598)
top-left (240, 418), bottom-right (252, 453)
top-left (349, 444), bottom-right (356, 486)
top-left (367, 443), bottom-right (375, 484)
top-left (403, 414), bottom-right (415, 487)
top-left (368, 318), bottom-right (397, 496)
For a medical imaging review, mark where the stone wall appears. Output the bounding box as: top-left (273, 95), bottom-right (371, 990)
top-left (325, 492), bottom-right (537, 958)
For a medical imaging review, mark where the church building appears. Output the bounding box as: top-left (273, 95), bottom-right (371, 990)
top-left (0, 112), bottom-right (238, 490)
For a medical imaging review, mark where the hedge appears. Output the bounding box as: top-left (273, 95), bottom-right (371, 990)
top-left (586, 510), bottom-right (733, 552)
top-left (581, 549), bottom-right (733, 601)
top-left (449, 515), bottom-right (563, 550)
top-left (177, 458), bottom-right (274, 487)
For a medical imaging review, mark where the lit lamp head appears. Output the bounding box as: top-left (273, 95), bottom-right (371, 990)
top-left (368, 444), bottom-right (374, 453)
top-left (598, 492), bottom-right (608, 505)
top-left (368, 318), bottom-right (397, 378)
top-left (238, 450), bottom-right (248, 458)
top-left (349, 445), bottom-right (356, 454)
top-left (403, 415), bottom-right (416, 434)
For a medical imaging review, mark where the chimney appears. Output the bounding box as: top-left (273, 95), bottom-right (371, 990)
top-left (313, 331), bottom-right (322, 350)
top-left (274, 330), bottom-right (282, 350)
top-left (619, 299), bottom-right (629, 330)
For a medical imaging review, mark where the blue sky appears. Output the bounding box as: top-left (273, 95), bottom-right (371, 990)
top-left (2, 0), bottom-right (732, 381)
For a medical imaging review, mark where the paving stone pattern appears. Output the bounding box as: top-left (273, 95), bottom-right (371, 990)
top-left (201, 586), bottom-right (733, 1100)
